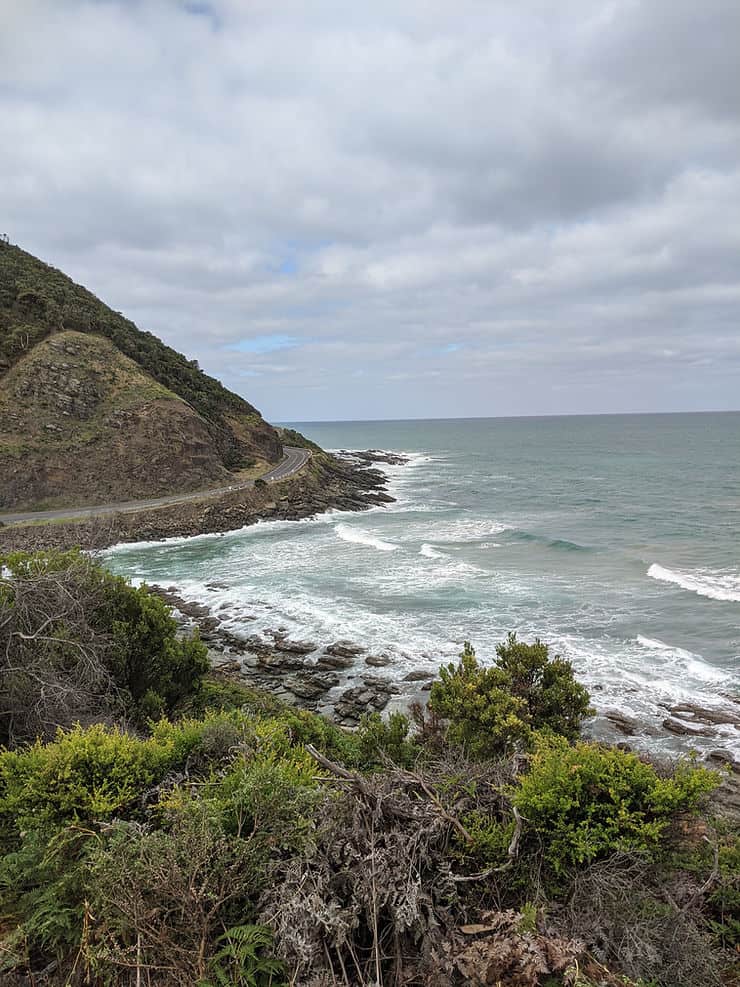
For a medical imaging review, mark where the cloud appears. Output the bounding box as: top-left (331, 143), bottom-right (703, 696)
top-left (1, 0), bottom-right (738, 420)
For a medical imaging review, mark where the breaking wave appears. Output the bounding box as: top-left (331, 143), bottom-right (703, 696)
top-left (647, 564), bottom-right (740, 602)
top-left (335, 523), bottom-right (398, 552)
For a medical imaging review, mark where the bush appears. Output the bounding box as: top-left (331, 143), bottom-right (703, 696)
top-left (355, 710), bottom-right (420, 769)
top-left (0, 723), bottom-right (178, 835)
top-left (86, 806), bottom-right (265, 985)
top-left (513, 737), bottom-right (719, 874)
top-left (0, 550), bottom-right (209, 742)
top-left (428, 635), bottom-right (593, 757)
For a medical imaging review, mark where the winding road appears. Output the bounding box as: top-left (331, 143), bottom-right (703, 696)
top-left (0, 446), bottom-right (311, 525)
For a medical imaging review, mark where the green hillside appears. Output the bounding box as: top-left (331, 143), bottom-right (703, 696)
top-left (0, 241), bottom-right (281, 471)
top-left (0, 242), bottom-right (283, 510)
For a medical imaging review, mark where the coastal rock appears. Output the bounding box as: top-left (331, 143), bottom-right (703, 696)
top-left (332, 678), bottom-right (398, 723)
top-left (317, 653), bottom-right (356, 670)
top-left (336, 449), bottom-right (411, 468)
top-left (283, 671), bottom-right (340, 701)
top-left (604, 710), bottom-right (641, 736)
top-left (365, 654), bottom-right (393, 667)
top-left (257, 652), bottom-right (307, 672)
top-left (706, 749), bottom-right (740, 774)
top-left (662, 717), bottom-right (717, 738)
top-left (668, 703), bottom-right (740, 728)
top-left (403, 669), bottom-right (434, 682)
top-left (274, 638), bottom-right (318, 655)
top-left (325, 639), bottom-right (366, 658)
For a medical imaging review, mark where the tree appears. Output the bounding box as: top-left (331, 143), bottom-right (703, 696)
top-left (428, 634), bottom-right (593, 757)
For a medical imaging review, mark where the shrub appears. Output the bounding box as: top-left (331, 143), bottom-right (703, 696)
top-left (355, 710), bottom-right (420, 769)
top-left (428, 635), bottom-right (593, 757)
top-left (86, 806), bottom-right (264, 985)
top-left (0, 550), bottom-right (209, 742)
top-left (513, 737), bottom-right (719, 874)
top-left (0, 723), bottom-right (178, 835)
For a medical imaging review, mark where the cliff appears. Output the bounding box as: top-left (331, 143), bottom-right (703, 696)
top-left (0, 242), bottom-right (282, 509)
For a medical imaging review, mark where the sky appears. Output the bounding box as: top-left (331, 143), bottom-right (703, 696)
top-left (1, 0), bottom-right (739, 422)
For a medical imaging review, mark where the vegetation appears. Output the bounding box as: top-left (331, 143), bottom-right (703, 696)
top-left (0, 550), bottom-right (735, 986)
top-left (428, 634), bottom-right (593, 756)
top-left (0, 243), bottom-right (287, 468)
top-left (0, 550), bottom-right (208, 744)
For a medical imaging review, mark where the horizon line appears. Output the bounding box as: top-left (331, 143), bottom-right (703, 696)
top-left (279, 408), bottom-right (740, 426)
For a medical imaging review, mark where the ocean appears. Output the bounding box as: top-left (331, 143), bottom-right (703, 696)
top-left (105, 412), bottom-right (740, 756)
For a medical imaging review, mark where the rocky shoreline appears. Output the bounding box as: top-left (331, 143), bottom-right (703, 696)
top-left (0, 448), bottom-right (399, 552)
top-left (151, 582), bottom-right (433, 728)
top-left (149, 582), bottom-right (739, 770)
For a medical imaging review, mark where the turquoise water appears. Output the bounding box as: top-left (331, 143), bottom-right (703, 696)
top-left (106, 412), bottom-right (740, 754)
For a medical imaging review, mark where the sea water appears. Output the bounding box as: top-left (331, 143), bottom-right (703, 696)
top-left (105, 412), bottom-right (740, 755)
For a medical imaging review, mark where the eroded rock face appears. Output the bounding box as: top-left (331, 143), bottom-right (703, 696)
top-left (0, 332), bottom-right (236, 510)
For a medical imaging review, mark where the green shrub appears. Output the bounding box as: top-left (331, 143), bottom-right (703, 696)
top-left (0, 723), bottom-right (177, 835)
top-left (428, 635), bottom-right (593, 757)
top-left (355, 710), bottom-right (420, 769)
top-left (513, 737), bottom-right (719, 873)
top-left (0, 550), bottom-right (209, 741)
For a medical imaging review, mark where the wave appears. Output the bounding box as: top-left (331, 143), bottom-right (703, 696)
top-left (508, 529), bottom-right (592, 552)
top-left (420, 543), bottom-right (446, 559)
top-left (635, 635), bottom-right (728, 683)
top-left (335, 523), bottom-right (398, 552)
top-left (647, 564), bottom-right (740, 602)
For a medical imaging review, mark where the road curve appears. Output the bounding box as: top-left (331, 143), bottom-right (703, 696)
top-left (0, 446), bottom-right (311, 525)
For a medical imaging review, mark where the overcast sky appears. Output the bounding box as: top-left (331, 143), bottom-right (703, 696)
top-left (2, 1), bottom-right (739, 421)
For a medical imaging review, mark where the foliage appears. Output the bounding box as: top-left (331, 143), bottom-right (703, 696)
top-left (0, 549), bottom-right (208, 742)
top-left (355, 709), bottom-right (421, 769)
top-left (429, 635), bottom-right (593, 757)
top-left (202, 924), bottom-right (285, 987)
top-left (86, 806), bottom-right (261, 985)
top-left (513, 737), bottom-right (719, 873)
top-left (0, 723), bottom-right (176, 834)
top-left (0, 243), bottom-right (291, 467)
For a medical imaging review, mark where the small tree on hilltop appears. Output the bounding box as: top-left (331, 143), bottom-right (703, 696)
top-left (428, 633), bottom-right (593, 758)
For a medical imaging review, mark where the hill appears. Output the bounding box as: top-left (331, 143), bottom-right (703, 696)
top-left (0, 242), bottom-right (283, 510)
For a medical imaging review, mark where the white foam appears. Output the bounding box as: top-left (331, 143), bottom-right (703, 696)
top-left (648, 563), bottom-right (740, 602)
top-left (420, 543), bottom-right (446, 558)
top-left (635, 635), bottom-right (728, 684)
top-left (335, 522), bottom-right (398, 552)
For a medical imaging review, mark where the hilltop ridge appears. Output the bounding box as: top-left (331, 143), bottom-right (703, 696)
top-left (0, 242), bottom-right (282, 509)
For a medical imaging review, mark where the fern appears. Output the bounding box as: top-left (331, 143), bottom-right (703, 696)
top-left (200, 923), bottom-right (285, 987)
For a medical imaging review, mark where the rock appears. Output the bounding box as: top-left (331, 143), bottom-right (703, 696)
top-left (274, 638), bottom-right (318, 655)
top-left (283, 671), bottom-right (340, 701)
top-left (197, 616), bottom-right (221, 633)
top-left (365, 655), bottom-right (393, 667)
top-left (604, 710), bottom-right (640, 736)
top-left (316, 653), bottom-right (356, 670)
top-left (257, 652), bottom-right (307, 672)
top-left (325, 640), bottom-right (366, 658)
top-left (706, 749), bottom-right (740, 773)
top-left (669, 703), bottom-right (740, 728)
top-left (332, 678), bottom-right (397, 721)
top-left (403, 669), bottom-right (433, 682)
top-left (663, 717), bottom-right (717, 738)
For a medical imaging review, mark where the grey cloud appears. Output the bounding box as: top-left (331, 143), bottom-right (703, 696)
top-left (0, 0), bottom-right (738, 421)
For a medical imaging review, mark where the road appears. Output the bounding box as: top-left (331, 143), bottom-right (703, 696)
top-left (0, 446), bottom-right (311, 525)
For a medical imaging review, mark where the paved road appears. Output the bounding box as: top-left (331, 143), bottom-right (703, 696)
top-left (0, 446), bottom-right (311, 525)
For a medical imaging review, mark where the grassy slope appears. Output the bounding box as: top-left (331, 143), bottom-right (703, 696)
top-left (0, 242), bottom-right (282, 472)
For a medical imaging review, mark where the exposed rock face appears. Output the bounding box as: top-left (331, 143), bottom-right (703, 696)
top-left (0, 332), bottom-right (267, 510)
